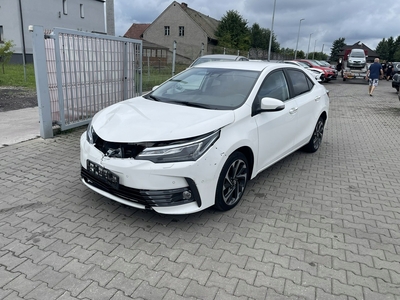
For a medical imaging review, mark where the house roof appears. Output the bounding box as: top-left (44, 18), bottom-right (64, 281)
top-left (339, 41), bottom-right (379, 58)
top-left (179, 2), bottom-right (220, 40)
top-left (124, 23), bottom-right (151, 39)
top-left (124, 23), bottom-right (168, 50)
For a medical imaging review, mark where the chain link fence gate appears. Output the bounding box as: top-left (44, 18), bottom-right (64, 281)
top-left (30, 26), bottom-right (142, 138)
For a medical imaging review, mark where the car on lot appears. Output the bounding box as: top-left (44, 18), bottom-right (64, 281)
top-left (189, 54), bottom-right (249, 67)
top-left (80, 61), bottom-right (330, 214)
top-left (392, 72), bottom-right (400, 93)
top-left (391, 62), bottom-right (400, 75)
top-left (282, 60), bottom-right (325, 82)
top-left (296, 59), bottom-right (337, 82)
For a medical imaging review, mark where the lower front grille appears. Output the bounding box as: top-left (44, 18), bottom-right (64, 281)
top-left (81, 167), bottom-right (197, 207)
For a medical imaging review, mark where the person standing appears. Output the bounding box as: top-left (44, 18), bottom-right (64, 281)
top-left (366, 58), bottom-right (383, 96)
top-left (386, 62), bottom-right (393, 80)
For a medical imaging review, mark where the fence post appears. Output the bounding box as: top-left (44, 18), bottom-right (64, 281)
top-left (29, 25), bottom-right (53, 139)
top-left (172, 40), bottom-right (176, 76)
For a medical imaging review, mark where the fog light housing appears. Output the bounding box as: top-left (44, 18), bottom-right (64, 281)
top-left (182, 190), bottom-right (192, 200)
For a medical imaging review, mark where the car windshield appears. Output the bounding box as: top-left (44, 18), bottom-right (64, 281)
top-left (146, 67), bottom-right (259, 110)
top-left (297, 61), bottom-right (310, 68)
top-left (351, 52), bottom-right (365, 57)
top-left (312, 60), bottom-right (325, 66)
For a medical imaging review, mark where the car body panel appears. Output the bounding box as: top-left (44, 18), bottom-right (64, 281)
top-left (91, 97), bottom-right (235, 142)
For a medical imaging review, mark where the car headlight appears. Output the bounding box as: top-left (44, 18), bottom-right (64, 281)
top-left (136, 130), bottom-right (220, 163)
top-left (86, 121), bottom-right (96, 144)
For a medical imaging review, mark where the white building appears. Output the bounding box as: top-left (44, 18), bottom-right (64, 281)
top-left (0, 0), bottom-right (115, 63)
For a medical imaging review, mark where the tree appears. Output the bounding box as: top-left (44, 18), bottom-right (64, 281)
top-left (0, 40), bottom-right (15, 74)
top-left (250, 23), bottom-right (265, 49)
top-left (330, 37), bottom-right (346, 62)
top-left (215, 10), bottom-right (250, 51)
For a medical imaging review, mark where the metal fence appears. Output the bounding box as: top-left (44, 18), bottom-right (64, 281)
top-left (30, 26), bottom-right (142, 138)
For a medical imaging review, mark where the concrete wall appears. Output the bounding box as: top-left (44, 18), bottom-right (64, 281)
top-left (143, 2), bottom-right (208, 62)
top-left (0, 0), bottom-right (107, 63)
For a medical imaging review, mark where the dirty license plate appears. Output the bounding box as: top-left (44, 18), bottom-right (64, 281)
top-left (87, 160), bottom-right (119, 189)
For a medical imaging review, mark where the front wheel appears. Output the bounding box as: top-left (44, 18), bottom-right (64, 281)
top-left (214, 152), bottom-right (249, 211)
top-left (302, 117), bottom-right (325, 153)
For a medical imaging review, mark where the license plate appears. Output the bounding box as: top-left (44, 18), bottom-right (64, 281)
top-left (87, 160), bottom-right (119, 189)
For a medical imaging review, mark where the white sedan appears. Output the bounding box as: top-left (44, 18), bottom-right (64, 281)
top-left (80, 61), bottom-right (329, 214)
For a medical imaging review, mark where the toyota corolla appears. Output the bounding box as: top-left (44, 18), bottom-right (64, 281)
top-left (80, 61), bottom-right (329, 214)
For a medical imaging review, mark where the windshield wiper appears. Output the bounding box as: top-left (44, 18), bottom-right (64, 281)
top-left (144, 94), bottom-right (161, 102)
top-left (166, 100), bottom-right (211, 109)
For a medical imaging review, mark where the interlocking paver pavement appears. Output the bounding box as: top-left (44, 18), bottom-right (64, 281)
top-left (0, 79), bottom-right (399, 299)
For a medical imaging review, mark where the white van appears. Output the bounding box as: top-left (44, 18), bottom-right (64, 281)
top-left (347, 49), bottom-right (366, 68)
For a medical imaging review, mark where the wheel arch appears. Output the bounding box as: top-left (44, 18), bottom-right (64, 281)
top-left (234, 146), bottom-right (254, 180)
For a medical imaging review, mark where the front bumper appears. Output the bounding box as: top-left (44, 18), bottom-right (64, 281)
top-left (80, 133), bottom-right (225, 214)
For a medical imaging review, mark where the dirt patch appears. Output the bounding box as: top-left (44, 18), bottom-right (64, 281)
top-left (0, 87), bottom-right (38, 112)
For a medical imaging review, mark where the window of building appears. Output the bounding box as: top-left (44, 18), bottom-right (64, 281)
top-left (80, 4), bottom-right (84, 18)
top-left (63, 0), bottom-right (68, 15)
top-left (0, 26), bottom-right (3, 43)
top-left (179, 26), bottom-right (184, 37)
top-left (164, 26), bottom-right (170, 36)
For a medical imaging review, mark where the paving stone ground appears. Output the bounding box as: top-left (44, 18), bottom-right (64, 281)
top-left (0, 79), bottom-right (399, 300)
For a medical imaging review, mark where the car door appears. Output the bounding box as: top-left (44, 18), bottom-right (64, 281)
top-left (285, 68), bottom-right (320, 148)
top-left (253, 69), bottom-right (298, 172)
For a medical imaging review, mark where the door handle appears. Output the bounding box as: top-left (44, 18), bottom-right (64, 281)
top-left (289, 107), bottom-right (298, 114)
top-left (314, 96), bottom-right (321, 102)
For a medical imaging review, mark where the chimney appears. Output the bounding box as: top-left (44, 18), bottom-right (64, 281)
top-left (181, 2), bottom-right (188, 8)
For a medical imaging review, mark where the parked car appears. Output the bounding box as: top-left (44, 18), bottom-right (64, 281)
top-left (296, 59), bottom-right (337, 82)
top-left (315, 60), bottom-right (336, 70)
top-left (391, 62), bottom-right (400, 75)
top-left (80, 61), bottom-right (330, 214)
top-left (392, 72), bottom-right (400, 93)
top-left (189, 54), bottom-right (249, 67)
top-left (283, 60), bottom-right (324, 82)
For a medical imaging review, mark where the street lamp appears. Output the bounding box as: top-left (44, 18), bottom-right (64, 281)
top-left (312, 39), bottom-right (317, 59)
top-left (267, 0), bottom-right (277, 61)
top-left (294, 18), bottom-right (304, 59)
top-left (307, 32), bottom-right (313, 59)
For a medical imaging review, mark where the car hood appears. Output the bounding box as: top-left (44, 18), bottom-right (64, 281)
top-left (92, 97), bottom-right (235, 142)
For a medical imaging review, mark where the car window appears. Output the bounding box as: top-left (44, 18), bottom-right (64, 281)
top-left (286, 69), bottom-right (314, 97)
top-left (256, 70), bottom-right (289, 102)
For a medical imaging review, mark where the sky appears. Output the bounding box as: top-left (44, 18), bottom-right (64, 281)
top-left (113, 0), bottom-right (400, 55)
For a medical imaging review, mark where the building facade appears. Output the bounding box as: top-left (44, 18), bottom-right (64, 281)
top-left (142, 1), bottom-right (219, 62)
top-left (0, 0), bottom-right (113, 63)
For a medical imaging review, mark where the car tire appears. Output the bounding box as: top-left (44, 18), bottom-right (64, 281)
top-left (214, 152), bottom-right (249, 211)
top-left (302, 117), bottom-right (325, 153)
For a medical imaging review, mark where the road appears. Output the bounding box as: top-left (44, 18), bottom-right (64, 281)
top-left (0, 78), bottom-right (399, 299)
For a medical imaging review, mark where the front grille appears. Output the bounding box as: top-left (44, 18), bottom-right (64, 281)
top-left (94, 136), bottom-right (145, 158)
top-left (81, 167), bottom-right (198, 207)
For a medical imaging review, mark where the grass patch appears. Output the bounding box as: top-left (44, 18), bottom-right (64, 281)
top-left (0, 63), bottom-right (36, 90)
top-left (0, 63), bottom-right (189, 93)
top-left (142, 64), bottom-right (189, 91)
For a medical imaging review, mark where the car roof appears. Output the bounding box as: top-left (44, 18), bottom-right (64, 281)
top-left (196, 54), bottom-right (247, 60)
top-left (191, 60), bottom-right (303, 72)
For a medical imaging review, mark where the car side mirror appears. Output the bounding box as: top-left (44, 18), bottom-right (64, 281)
top-left (260, 97), bottom-right (285, 112)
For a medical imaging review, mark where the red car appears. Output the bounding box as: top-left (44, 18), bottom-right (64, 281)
top-left (296, 59), bottom-right (337, 82)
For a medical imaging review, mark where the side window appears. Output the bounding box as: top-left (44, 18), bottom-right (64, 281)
top-left (286, 69), bottom-right (313, 97)
top-left (256, 70), bottom-right (289, 102)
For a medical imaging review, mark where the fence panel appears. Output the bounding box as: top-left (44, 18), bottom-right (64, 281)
top-left (31, 26), bottom-right (142, 137)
